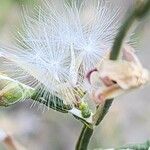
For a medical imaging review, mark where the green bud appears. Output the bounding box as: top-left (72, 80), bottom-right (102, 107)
top-left (79, 102), bottom-right (88, 110)
top-left (79, 102), bottom-right (91, 118)
top-left (0, 74), bottom-right (35, 107)
top-left (81, 108), bottom-right (91, 118)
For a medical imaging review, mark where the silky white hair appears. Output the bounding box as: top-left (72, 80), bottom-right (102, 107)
top-left (0, 0), bottom-right (135, 105)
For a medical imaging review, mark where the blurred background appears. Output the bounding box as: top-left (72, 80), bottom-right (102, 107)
top-left (0, 0), bottom-right (150, 150)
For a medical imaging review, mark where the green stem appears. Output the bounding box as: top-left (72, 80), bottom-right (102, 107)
top-left (110, 10), bottom-right (136, 60)
top-left (75, 125), bottom-right (94, 150)
top-left (75, 1), bottom-right (150, 150)
top-left (95, 0), bottom-right (150, 128)
top-left (110, 0), bottom-right (150, 60)
top-left (95, 99), bottom-right (113, 126)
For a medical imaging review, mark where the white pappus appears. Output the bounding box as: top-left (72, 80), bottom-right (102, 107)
top-left (0, 0), bottom-right (134, 106)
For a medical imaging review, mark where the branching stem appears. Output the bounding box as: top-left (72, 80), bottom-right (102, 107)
top-left (75, 1), bottom-right (150, 150)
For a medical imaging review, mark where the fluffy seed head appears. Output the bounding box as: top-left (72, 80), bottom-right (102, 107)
top-left (0, 0), bottom-right (134, 105)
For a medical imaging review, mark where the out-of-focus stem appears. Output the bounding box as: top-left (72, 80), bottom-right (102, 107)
top-left (0, 131), bottom-right (26, 150)
top-left (3, 135), bottom-right (18, 150)
top-left (110, 0), bottom-right (150, 60)
top-left (117, 140), bottom-right (150, 150)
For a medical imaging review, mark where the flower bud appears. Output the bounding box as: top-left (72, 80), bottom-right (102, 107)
top-left (0, 74), bottom-right (35, 107)
top-left (79, 102), bottom-right (91, 118)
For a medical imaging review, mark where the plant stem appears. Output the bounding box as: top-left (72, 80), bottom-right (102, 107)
top-left (75, 1), bottom-right (150, 150)
top-left (75, 125), bottom-right (94, 150)
top-left (75, 101), bottom-right (113, 150)
top-left (110, 10), bottom-right (136, 60)
top-left (110, 0), bottom-right (150, 60)
top-left (95, 100), bottom-right (113, 126)
top-left (95, 0), bottom-right (150, 128)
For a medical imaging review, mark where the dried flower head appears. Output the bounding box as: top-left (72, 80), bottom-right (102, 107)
top-left (0, 0), bottom-right (141, 107)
